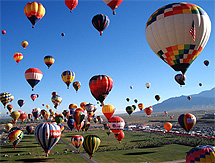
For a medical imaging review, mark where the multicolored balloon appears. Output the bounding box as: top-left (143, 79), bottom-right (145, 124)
top-left (7, 104), bottom-right (13, 112)
top-left (103, 123), bottom-right (112, 136)
top-left (155, 95), bottom-right (161, 101)
top-left (34, 122), bottom-right (61, 156)
top-left (26, 126), bottom-right (34, 134)
top-left (92, 14), bottom-right (110, 36)
top-left (44, 56), bottom-right (55, 69)
top-left (144, 106), bottom-right (153, 116)
top-left (186, 145), bottom-right (215, 163)
top-left (25, 68), bottom-right (43, 91)
top-left (178, 113), bottom-right (196, 132)
top-left (19, 113), bottom-right (27, 122)
top-left (8, 127), bottom-right (24, 149)
top-left (175, 74), bottom-right (186, 86)
top-left (21, 41), bottom-right (29, 49)
top-left (71, 135), bottom-right (84, 149)
top-left (102, 104), bottom-right (115, 120)
top-left (108, 116), bottom-right (125, 134)
top-left (103, 0), bottom-right (123, 15)
top-left (83, 135), bottom-right (101, 159)
top-left (30, 94), bottom-right (38, 101)
top-left (24, 1), bottom-right (46, 28)
top-left (61, 70), bottom-right (75, 89)
top-left (5, 123), bottom-right (13, 132)
top-left (13, 53), bottom-right (23, 64)
top-left (51, 94), bottom-right (62, 109)
top-left (145, 2), bottom-right (211, 75)
top-left (73, 81), bottom-right (81, 92)
top-left (0, 92), bottom-right (13, 108)
top-left (138, 103), bottom-right (144, 111)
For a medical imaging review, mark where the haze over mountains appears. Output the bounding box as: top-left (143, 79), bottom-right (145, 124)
top-left (148, 87), bottom-right (215, 113)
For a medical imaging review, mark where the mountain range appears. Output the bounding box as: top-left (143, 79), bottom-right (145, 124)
top-left (144, 87), bottom-right (215, 113)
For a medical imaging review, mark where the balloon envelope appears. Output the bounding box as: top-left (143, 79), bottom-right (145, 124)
top-left (71, 135), bottom-right (84, 149)
top-left (0, 92), bottom-right (13, 108)
top-left (102, 105), bottom-right (115, 120)
top-left (61, 70), bottom-right (75, 89)
top-left (44, 56), bottom-right (55, 69)
top-left (108, 116), bottom-right (125, 134)
top-left (25, 68), bottom-right (43, 91)
top-left (83, 135), bottom-right (101, 158)
top-left (92, 14), bottom-right (110, 36)
top-left (8, 127), bottom-right (24, 149)
top-left (178, 113), bottom-right (196, 132)
top-left (164, 122), bottom-right (172, 132)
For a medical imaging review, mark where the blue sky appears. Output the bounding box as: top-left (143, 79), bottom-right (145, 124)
top-left (0, 0), bottom-right (214, 116)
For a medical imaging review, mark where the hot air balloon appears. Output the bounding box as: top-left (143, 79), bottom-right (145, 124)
top-left (73, 109), bottom-right (85, 131)
top-left (138, 103), bottom-right (144, 111)
top-left (83, 135), bottom-right (101, 159)
top-left (126, 98), bottom-right (130, 102)
top-left (8, 127), bottom-right (24, 149)
top-left (21, 41), bottom-right (29, 49)
top-left (24, 1), bottom-right (46, 28)
top-left (30, 94), bottom-right (37, 101)
top-left (17, 99), bottom-right (25, 108)
top-left (108, 116), bottom-right (125, 134)
top-left (32, 110), bottom-right (40, 120)
top-left (103, 123), bottom-right (112, 136)
top-left (93, 117), bottom-right (98, 124)
top-left (69, 103), bottom-right (77, 115)
top-left (126, 106), bottom-right (134, 116)
top-left (57, 123), bottom-right (64, 134)
top-left (44, 55), bottom-right (55, 69)
top-left (61, 70), bottom-right (75, 89)
top-left (5, 123), bottom-right (13, 132)
top-left (1, 30), bottom-right (6, 34)
top-left (178, 113), bottom-right (196, 132)
top-left (103, 0), bottom-right (123, 15)
top-left (102, 104), bottom-right (115, 120)
top-left (55, 114), bottom-right (64, 124)
top-left (89, 75), bottom-right (113, 104)
top-left (204, 60), bottom-right (209, 66)
top-left (164, 122), bottom-right (172, 132)
top-left (145, 2), bottom-right (211, 75)
top-left (92, 14), bottom-right (110, 36)
top-left (73, 81), bottom-right (81, 92)
top-left (19, 113), bottom-right (27, 122)
top-left (164, 111), bottom-right (168, 115)
top-left (186, 145), bottom-right (215, 163)
top-left (114, 130), bottom-right (124, 143)
top-left (34, 122), bottom-right (61, 156)
top-left (67, 116), bottom-right (74, 131)
top-left (199, 83), bottom-right (202, 86)
top-left (155, 95), bottom-right (161, 101)
top-left (80, 102), bottom-right (87, 110)
top-left (130, 86), bottom-right (133, 89)
top-left (10, 111), bottom-right (21, 124)
top-left (145, 83), bottom-right (151, 88)
top-left (144, 106), bottom-right (153, 116)
top-left (97, 116), bottom-right (103, 124)
top-left (71, 135), bottom-right (84, 151)
top-left (187, 96), bottom-right (191, 100)
top-left (65, 0), bottom-right (78, 12)
top-left (7, 104), bottom-right (13, 112)
top-left (51, 94), bottom-right (62, 109)
top-left (85, 122), bottom-right (90, 131)
top-left (175, 74), bottom-right (186, 86)
top-left (25, 68), bottom-right (43, 91)
top-left (52, 92), bottom-right (57, 96)
top-left (0, 92), bottom-right (13, 108)
top-left (44, 112), bottom-right (50, 120)
top-left (85, 103), bottom-right (96, 117)
top-left (134, 99), bottom-right (138, 103)
top-left (26, 126), bottom-right (34, 134)
top-left (46, 105), bottom-right (50, 109)
top-left (13, 53), bottom-right (23, 64)
top-left (61, 33), bottom-right (65, 37)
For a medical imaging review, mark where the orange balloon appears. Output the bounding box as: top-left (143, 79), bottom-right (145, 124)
top-left (102, 105), bottom-right (115, 120)
top-left (164, 122), bottom-right (172, 132)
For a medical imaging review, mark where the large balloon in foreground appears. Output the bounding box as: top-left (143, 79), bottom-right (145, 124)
top-left (25, 68), bottom-right (43, 91)
top-left (89, 75), bottom-right (113, 104)
top-left (175, 74), bottom-right (186, 86)
top-left (164, 122), bottom-right (172, 132)
top-left (102, 104), bottom-right (115, 120)
top-left (145, 2), bottom-right (211, 75)
top-left (92, 14), bottom-right (110, 36)
top-left (103, 0), bottom-right (123, 15)
top-left (8, 127), bottom-right (24, 149)
top-left (21, 41), bottom-right (29, 49)
top-left (13, 53), bottom-right (23, 64)
top-left (186, 145), bottom-right (215, 163)
top-left (65, 0), bottom-right (78, 12)
top-left (83, 135), bottom-right (101, 159)
top-left (24, 1), bottom-right (46, 28)
top-left (61, 70), bottom-right (75, 89)
top-left (178, 113), bottom-right (196, 132)
top-left (0, 92), bottom-right (13, 108)
top-left (44, 56), bottom-right (55, 69)
top-left (34, 122), bottom-right (61, 156)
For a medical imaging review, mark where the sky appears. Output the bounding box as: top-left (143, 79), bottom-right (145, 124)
top-left (0, 0), bottom-right (214, 116)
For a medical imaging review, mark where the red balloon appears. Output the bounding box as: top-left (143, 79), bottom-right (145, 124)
top-left (144, 106), bottom-right (153, 116)
top-left (65, 0), bottom-right (78, 12)
top-left (1, 30), bottom-right (6, 34)
top-left (114, 130), bottom-right (124, 143)
top-left (89, 75), bottom-right (113, 104)
top-left (108, 116), bottom-right (125, 134)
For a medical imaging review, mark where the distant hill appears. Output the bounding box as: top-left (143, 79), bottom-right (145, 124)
top-left (137, 88), bottom-right (215, 113)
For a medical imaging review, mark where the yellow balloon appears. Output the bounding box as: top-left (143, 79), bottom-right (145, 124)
top-left (21, 41), bottom-right (29, 49)
top-left (10, 111), bottom-right (21, 121)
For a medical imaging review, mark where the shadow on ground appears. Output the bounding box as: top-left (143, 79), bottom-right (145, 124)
top-left (124, 151), bottom-right (155, 155)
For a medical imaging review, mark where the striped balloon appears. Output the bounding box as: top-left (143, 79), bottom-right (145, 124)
top-left (186, 145), bottom-right (215, 163)
top-left (0, 92), bottom-right (13, 108)
top-left (61, 70), bottom-right (75, 89)
top-left (34, 122), bottom-right (61, 155)
top-left (26, 126), bottom-right (34, 134)
top-left (108, 116), bottom-right (125, 134)
top-left (44, 55), bottom-right (55, 69)
top-left (25, 68), bottom-right (43, 91)
top-left (92, 14), bottom-right (110, 36)
top-left (13, 53), bottom-right (23, 64)
top-left (138, 103), bottom-right (144, 111)
top-left (178, 113), bottom-right (196, 132)
top-left (83, 135), bottom-right (101, 158)
top-left (71, 135), bottom-right (84, 149)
